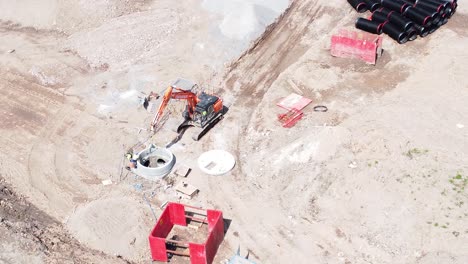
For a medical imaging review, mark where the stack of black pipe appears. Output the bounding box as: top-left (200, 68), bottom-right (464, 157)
top-left (348, 0), bottom-right (458, 44)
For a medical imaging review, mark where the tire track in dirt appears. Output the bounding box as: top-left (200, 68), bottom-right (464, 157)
top-left (220, 0), bottom-right (324, 181)
top-left (226, 0), bottom-right (322, 101)
top-left (204, 1), bottom-right (330, 262)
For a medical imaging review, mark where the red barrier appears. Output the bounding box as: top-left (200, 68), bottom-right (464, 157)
top-left (205, 210), bottom-right (224, 264)
top-left (331, 29), bottom-right (383, 64)
top-left (189, 243), bottom-right (207, 263)
top-left (170, 202), bottom-right (187, 226)
top-left (148, 203), bottom-right (225, 264)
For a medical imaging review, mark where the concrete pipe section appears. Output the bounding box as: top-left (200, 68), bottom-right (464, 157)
top-left (198, 150), bottom-right (236, 176)
top-left (132, 144), bottom-right (176, 181)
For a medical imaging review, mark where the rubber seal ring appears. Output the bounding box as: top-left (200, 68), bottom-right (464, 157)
top-left (313, 105), bottom-right (328, 112)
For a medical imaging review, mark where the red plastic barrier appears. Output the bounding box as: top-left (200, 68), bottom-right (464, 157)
top-left (189, 243), bottom-right (207, 264)
top-left (205, 210), bottom-right (224, 264)
top-left (331, 29), bottom-right (383, 64)
top-left (149, 207), bottom-right (174, 261)
top-left (170, 202), bottom-right (187, 226)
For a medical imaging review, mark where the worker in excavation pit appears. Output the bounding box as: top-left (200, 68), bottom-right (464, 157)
top-left (125, 152), bottom-right (138, 170)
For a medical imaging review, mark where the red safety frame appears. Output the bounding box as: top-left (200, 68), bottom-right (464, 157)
top-left (149, 203), bottom-right (224, 264)
top-left (330, 29), bottom-right (383, 65)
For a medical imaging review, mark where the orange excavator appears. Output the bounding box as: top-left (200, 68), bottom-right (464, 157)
top-left (151, 79), bottom-right (227, 141)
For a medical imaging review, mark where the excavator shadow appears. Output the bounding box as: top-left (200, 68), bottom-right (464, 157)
top-left (165, 106), bottom-right (229, 148)
top-left (165, 124), bottom-right (190, 148)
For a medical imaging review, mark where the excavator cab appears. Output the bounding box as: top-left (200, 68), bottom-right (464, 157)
top-left (194, 92), bottom-right (219, 123)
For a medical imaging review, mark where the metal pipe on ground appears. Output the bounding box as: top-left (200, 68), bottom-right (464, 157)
top-left (364, 0), bottom-right (381, 12)
top-left (382, 0), bottom-right (411, 13)
top-left (382, 22), bottom-right (409, 44)
top-left (355, 18), bottom-right (384, 35)
top-left (348, 0), bottom-right (368, 13)
top-left (404, 6), bottom-right (433, 26)
top-left (388, 12), bottom-right (415, 31)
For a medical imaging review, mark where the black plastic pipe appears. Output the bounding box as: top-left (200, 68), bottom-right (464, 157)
top-left (377, 7), bottom-right (394, 18)
top-left (406, 29), bottom-right (418, 41)
top-left (404, 6), bottom-right (433, 26)
top-left (355, 18), bottom-right (384, 34)
top-left (430, 0), bottom-right (457, 8)
top-left (382, 22), bottom-right (409, 44)
top-left (444, 6), bottom-right (453, 16)
top-left (440, 13), bottom-right (449, 25)
top-left (427, 24), bottom-right (439, 34)
top-left (413, 24), bottom-right (430, 37)
top-left (451, 3), bottom-right (457, 16)
top-left (413, 6), bottom-right (441, 24)
top-left (348, 0), bottom-right (368, 13)
top-left (388, 12), bottom-right (415, 31)
top-left (371, 11), bottom-right (389, 23)
top-left (418, 0), bottom-right (451, 12)
top-left (382, 0), bottom-right (411, 13)
top-left (364, 0), bottom-right (381, 12)
top-left (413, 1), bottom-right (446, 15)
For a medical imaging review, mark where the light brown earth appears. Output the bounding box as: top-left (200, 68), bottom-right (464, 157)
top-left (1, 0), bottom-right (468, 264)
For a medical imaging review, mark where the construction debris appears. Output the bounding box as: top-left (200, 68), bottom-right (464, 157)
top-left (276, 93), bottom-right (312, 111)
top-left (287, 79), bottom-right (303, 95)
top-left (278, 108), bottom-right (304, 128)
top-left (172, 164), bottom-right (191, 178)
top-left (175, 181), bottom-right (199, 199)
top-left (276, 93), bottom-right (313, 128)
top-left (227, 247), bottom-right (256, 264)
top-left (101, 179), bottom-right (113, 186)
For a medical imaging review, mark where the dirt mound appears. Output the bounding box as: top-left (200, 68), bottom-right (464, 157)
top-left (0, 177), bottom-right (128, 263)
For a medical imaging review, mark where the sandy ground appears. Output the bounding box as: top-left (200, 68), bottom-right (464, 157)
top-left (1, 0), bottom-right (468, 263)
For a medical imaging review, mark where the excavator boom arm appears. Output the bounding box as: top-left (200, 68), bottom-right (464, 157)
top-left (150, 86), bottom-right (199, 131)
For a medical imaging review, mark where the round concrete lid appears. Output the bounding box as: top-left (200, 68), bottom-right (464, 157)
top-left (198, 150), bottom-right (236, 176)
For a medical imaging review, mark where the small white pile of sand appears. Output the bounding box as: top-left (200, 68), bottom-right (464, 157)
top-left (202, 0), bottom-right (289, 40)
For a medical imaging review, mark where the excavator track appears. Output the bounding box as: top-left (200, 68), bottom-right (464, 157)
top-left (191, 113), bottom-right (224, 141)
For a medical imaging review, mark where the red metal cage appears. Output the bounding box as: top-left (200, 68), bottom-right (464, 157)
top-left (148, 203), bottom-right (224, 264)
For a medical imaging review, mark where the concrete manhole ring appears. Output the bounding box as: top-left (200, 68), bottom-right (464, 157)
top-left (198, 150), bottom-right (235, 176)
top-left (132, 144), bottom-right (175, 180)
